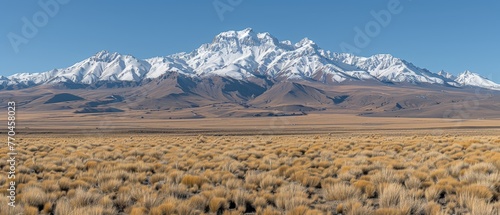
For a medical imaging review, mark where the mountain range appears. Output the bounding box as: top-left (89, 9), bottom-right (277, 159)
top-left (1, 28), bottom-right (499, 119)
top-left (2, 28), bottom-right (499, 90)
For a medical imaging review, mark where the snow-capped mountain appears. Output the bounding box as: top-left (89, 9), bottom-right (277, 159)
top-left (331, 53), bottom-right (447, 85)
top-left (435, 70), bottom-right (462, 87)
top-left (455, 71), bottom-right (500, 90)
top-left (8, 51), bottom-right (152, 85)
top-left (3, 28), bottom-right (500, 91)
top-left (180, 28), bottom-right (369, 82)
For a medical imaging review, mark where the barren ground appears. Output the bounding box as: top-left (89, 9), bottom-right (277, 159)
top-left (1, 113), bottom-right (499, 214)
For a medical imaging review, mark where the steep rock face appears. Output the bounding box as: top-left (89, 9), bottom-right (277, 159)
top-left (3, 28), bottom-right (500, 91)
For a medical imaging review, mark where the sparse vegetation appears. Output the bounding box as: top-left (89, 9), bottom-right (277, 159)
top-left (1, 132), bottom-right (499, 214)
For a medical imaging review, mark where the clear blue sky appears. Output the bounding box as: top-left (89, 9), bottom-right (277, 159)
top-left (1, 0), bottom-right (499, 82)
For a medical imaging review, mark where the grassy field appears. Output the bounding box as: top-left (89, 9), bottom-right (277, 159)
top-left (1, 131), bottom-right (500, 215)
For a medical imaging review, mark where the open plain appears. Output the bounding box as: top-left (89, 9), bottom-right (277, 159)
top-left (1, 114), bottom-right (500, 214)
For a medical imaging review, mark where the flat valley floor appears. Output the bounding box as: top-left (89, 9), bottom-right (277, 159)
top-left (1, 114), bottom-right (500, 214)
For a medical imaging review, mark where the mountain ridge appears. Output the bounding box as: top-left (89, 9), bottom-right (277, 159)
top-left (2, 28), bottom-right (500, 91)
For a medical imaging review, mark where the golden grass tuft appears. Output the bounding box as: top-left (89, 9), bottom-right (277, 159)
top-left (324, 183), bottom-right (361, 201)
top-left (374, 208), bottom-right (406, 215)
top-left (353, 180), bottom-right (376, 198)
top-left (22, 186), bottom-right (49, 208)
top-left (378, 183), bottom-right (405, 208)
top-left (150, 202), bottom-right (176, 215)
top-left (129, 207), bottom-right (147, 215)
top-left (209, 197), bottom-right (228, 213)
top-left (275, 183), bottom-right (310, 211)
top-left (181, 174), bottom-right (207, 188)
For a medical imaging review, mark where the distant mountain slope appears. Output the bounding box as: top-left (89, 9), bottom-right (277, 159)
top-left (249, 82), bottom-right (334, 107)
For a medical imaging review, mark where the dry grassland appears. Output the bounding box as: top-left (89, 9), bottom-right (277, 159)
top-left (1, 132), bottom-right (500, 214)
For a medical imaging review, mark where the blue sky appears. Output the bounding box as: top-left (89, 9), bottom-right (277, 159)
top-left (1, 0), bottom-right (499, 82)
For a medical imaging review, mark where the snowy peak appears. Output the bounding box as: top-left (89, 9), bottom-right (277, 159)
top-left (459, 70), bottom-right (474, 76)
top-left (211, 28), bottom-right (279, 48)
top-left (455, 70), bottom-right (500, 90)
top-left (92, 50), bottom-right (121, 62)
top-left (295, 38), bottom-right (317, 48)
top-left (215, 28), bottom-right (254, 39)
top-left (437, 70), bottom-right (456, 80)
